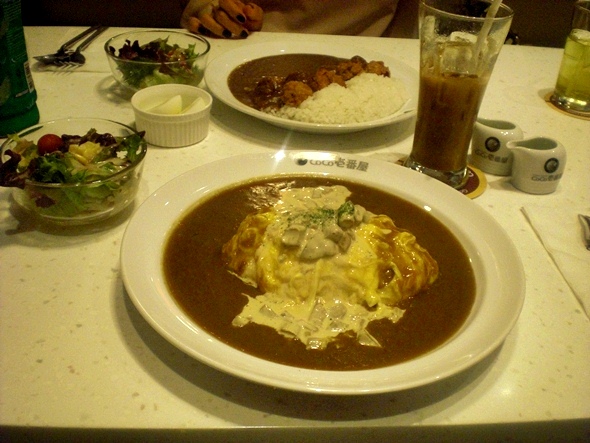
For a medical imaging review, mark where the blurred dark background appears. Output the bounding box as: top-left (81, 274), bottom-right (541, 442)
top-left (21, 0), bottom-right (186, 29)
top-left (21, 0), bottom-right (577, 48)
top-left (502, 0), bottom-right (576, 47)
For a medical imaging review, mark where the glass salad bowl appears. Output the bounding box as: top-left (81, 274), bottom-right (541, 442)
top-left (104, 29), bottom-right (210, 91)
top-left (0, 118), bottom-right (147, 225)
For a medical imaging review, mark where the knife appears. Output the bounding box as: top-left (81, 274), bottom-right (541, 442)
top-left (579, 214), bottom-right (590, 251)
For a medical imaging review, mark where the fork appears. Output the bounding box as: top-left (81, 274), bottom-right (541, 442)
top-left (34, 25), bottom-right (107, 66)
top-left (56, 26), bottom-right (108, 67)
top-left (34, 25), bottom-right (102, 65)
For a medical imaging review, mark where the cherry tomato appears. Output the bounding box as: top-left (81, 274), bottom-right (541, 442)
top-left (37, 134), bottom-right (64, 155)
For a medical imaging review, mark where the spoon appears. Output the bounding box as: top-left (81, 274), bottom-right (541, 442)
top-left (62, 26), bottom-right (108, 65)
top-left (34, 25), bottom-right (108, 66)
top-left (34, 25), bottom-right (102, 65)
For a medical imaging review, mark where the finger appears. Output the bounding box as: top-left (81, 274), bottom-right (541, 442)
top-left (243, 3), bottom-right (263, 31)
top-left (219, 0), bottom-right (247, 24)
top-left (199, 12), bottom-right (232, 38)
top-left (214, 8), bottom-right (249, 38)
top-left (186, 16), bottom-right (211, 36)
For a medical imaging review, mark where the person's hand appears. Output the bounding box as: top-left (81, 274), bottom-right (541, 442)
top-left (182, 0), bottom-right (264, 39)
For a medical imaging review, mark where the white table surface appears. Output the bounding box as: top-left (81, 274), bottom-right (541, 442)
top-left (0, 27), bottom-right (589, 441)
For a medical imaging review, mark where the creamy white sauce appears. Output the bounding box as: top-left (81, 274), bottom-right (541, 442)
top-left (232, 186), bottom-right (406, 350)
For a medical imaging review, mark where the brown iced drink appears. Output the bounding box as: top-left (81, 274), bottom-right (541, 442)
top-left (410, 72), bottom-right (487, 173)
top-left (404, 0), bottom-right (514, 188)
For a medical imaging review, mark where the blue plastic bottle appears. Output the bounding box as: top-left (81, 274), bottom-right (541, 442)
top-left (0, 0), bottom-right (39, 137)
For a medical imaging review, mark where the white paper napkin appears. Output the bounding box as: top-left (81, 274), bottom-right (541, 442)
top-left (522, 205), bottom-right (590, 319)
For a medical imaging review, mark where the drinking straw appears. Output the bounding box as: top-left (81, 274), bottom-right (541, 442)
top-left (473, 0), bottom-right (503, 70)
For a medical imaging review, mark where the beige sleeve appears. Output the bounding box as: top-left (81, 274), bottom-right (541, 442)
top-left (182, 0), bottom-right (416, 38)
top-left (255, 0), bottom-right (401, 37)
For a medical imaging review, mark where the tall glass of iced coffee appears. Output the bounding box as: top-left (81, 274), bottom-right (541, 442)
top-left (404, 0), bottom-right (514, 188)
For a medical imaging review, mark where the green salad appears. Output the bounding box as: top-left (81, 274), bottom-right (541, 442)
top-left (0, 128), bottom-right (146, 218)
top-left (108, 37), bottom-right (202, 89)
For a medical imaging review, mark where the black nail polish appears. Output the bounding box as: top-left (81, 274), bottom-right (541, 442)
top-left (222, 29), bottom-right (232, 38)
top-left (237, 14), bottom-right (246, 23)
top-left (240, 30), bottom-right (248, 38)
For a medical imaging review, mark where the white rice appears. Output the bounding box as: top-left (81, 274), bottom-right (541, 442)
top-left (266, 72), bottom-right (409, 125)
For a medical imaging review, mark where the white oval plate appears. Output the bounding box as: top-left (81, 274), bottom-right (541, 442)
top-left (204, 41), bottom-right (418, 134)
top-left (121, 151), bottom-right (525, 395)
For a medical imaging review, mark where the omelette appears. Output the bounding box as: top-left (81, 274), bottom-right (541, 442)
top-left (222, 185), bottom-right (439, 350)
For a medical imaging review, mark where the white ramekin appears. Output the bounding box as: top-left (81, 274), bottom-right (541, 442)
top-left (131, 84), bottom-right (212, 148)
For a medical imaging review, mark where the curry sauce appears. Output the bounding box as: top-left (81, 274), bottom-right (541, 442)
top-left (163, 176), bottom-right (476, 371)
top-left (228, 53), bottom-right (345, 109)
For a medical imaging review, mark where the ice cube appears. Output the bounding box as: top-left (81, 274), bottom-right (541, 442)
top-left (421, 15), bottom-right (436, 41)
top-left (440, 40), bottom-right (474, 74)
top-left (450, 31), bottom-right (477, 43)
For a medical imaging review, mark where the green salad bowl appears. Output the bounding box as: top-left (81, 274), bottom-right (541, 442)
top-left (1, 117), bottom-right (147, 226)
top-left (105, 29), bottom-right (210, 91)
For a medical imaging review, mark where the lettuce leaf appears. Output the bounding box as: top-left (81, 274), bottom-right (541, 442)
top-left (1, 129), bottom-right (146, 217)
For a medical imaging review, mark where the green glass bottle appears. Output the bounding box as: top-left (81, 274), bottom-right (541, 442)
top-left (0, 0), bottom-right (39, 137)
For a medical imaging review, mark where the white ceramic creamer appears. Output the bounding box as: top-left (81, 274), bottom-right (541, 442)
top-left (507, 137), bottom-right (567, 194)
top-left (470, 118), bottom-right (523, 175)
